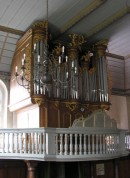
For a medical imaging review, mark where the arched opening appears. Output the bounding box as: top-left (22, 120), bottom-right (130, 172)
top-left (0, 79), bottom-right (8, 128)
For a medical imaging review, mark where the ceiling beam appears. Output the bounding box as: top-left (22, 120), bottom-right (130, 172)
top-left (86, 6), bottom-right (129, 38)
top-left (57, 0), bottom-right (106, 36)
top-left (0, 25), bottom-right (24, 36)
top-left (106, 52), bottom-right (124, 60)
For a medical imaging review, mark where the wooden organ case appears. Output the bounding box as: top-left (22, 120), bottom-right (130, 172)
top-left (9, 21), bottom-right (111, 128)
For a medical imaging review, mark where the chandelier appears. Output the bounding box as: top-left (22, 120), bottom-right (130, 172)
top-left (14, 0), bottom-right (110, 108)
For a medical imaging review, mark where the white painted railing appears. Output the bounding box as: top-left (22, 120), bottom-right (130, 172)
top-left (125, 132), bottom-right (130, 150)
top-left (0, 128), bottom-right (129, 161)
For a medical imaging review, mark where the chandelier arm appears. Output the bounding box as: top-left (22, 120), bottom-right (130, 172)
top-left (15, 75), bottom-right (30, 89)
top-left (51, 64), bottom-right (70, 84)
top-left (21, 74), bottom-right (32, 83)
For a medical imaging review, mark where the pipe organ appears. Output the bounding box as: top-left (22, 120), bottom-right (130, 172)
top-left (31, 35), bottom-right (109, 103)
top-left (9, 21), bottom-right (110, 128)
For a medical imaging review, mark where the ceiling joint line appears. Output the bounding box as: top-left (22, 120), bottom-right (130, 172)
top-left (0, 33), bottom-right (9, 62)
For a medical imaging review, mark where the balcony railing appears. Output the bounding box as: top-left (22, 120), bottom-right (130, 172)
top-left (0, 127), bottom-right (129, 161)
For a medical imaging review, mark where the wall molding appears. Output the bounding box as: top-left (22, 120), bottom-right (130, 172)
top-left (106, 52), bottom-right (124, 60)
top-left (112, 88), bottom-right (130, 96)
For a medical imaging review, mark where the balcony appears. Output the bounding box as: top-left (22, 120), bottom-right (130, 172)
top-left (0, 127), bottom-right (129, 162)
top-left (0, 110), bottom-right (130, 162)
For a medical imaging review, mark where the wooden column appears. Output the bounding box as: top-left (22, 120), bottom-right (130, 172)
top-left (25, 160), bottom-right (39, 178)
top-left (114, 159), bottom-right (119, 178)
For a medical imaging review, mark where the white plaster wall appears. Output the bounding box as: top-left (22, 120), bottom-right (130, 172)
top-left (107, 95), bottom-right (128, 130)
top-left (17, 106), bottom-right (39, 128)
top-left (126, 96), bottom-right (130, 131)
top-left (0, 72), bottom-right (13, 128)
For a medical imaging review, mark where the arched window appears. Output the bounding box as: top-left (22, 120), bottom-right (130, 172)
top-left (0, 80), bottom-right (8, 128)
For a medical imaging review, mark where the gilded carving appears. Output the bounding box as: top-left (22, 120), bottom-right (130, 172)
top-left (68, 34), bottom-right (86, 48)
top-left (33, 34), bottom-right (46, 43)
top-left (52, 43), bottom-right (62, 57)
top-left (32, 21), bottom-right (47, 29)
top-left (66, 102), bottom-right (79, 111)
top-left (32, 21), bottom-right (47, 43)
top-left (81, 51), bottom-right (94, 71)
top-left (54, 101), bottom-right (60, 108)
top-left (31, 95), bottom-right (47, 106)
top-left (95, 40), bottom-right (108, 57)
top-left (95, 40), bottom-right (108, 47)
top-left (81, 52), bottom-right (91, 63)
top-left (67, 34), bottom-right (86, 60)
top-left (49, 100), bottom-right (60, 109)
top-left (81, 104), bottom-right (89, 110)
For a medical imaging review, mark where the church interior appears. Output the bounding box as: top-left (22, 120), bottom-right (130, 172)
top-left (0, 0), bottom-right (130, 177)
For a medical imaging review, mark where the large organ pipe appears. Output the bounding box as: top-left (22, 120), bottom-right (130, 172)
top-left (96, 41), bottom-right (108, 102)
top-left (99, 58), bottom-right (105, 102)
top-left (98, 58), bottom-right (102, 101)
top-left (102, 57), bottom-right (108, 102)
top-left (83, 70), bottom-right (89, 101)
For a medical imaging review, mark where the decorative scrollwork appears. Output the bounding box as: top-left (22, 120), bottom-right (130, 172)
top-left (52, 43), bottom-right (62, 57)
top-left (69, 34), bottom-right (86, 48)
top-left (66, 103), bottom-right (78, 111)
top-left (31, 95), bottom-right (47, 107)
top-left (32, 21), bottom-right (47, 29)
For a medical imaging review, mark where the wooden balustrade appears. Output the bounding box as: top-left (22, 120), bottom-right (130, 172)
top-left (0, 128), bottom-right (129, 161)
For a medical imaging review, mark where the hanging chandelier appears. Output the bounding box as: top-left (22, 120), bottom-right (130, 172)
top-left (14, 0), bottom-right (110, 108)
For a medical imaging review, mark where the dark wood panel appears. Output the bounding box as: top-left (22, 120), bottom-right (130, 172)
top-left (0, 168), bottom-right (5, 178)
top-left (118, 155), bottom-right (130, 178)
top-left (65, 162), bottom-right (79, 178)
top-left (40, 106), bottom-right (47, 127)
top-left (48, 103), bottom-right (59, 127)
top-left (93, 160), bottom-right (115, 178)
top-left (1, 156), bottom-right (130, 178)
top-left (79, 162), bottom-right (91, 178)
top-left (0, 160), bottom-right (26, 178)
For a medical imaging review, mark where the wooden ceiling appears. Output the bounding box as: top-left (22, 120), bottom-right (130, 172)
top-left (0, 0), bottom-right (130, 73)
